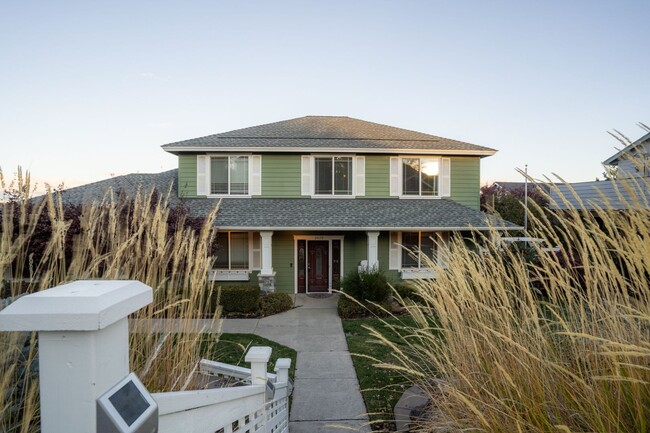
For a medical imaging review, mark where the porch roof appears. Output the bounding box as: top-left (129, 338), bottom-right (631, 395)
top-left (187, 197), bottom-right (519, 231)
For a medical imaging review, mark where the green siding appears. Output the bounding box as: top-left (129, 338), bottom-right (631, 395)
top-left (178, 154), bottom-right (200, 198)
top-left (272, 232), bottom-right (297, 294)
top-left (175, 153), bottom-right (481, 204)
top-left (343, 232), bottom-right (367, 279)
top-left (450, 157), bottom-right (480, 210)
top-left (262, 154), bottom-right (301, 198)
top-left (365, 155), bottom-right (390, 197)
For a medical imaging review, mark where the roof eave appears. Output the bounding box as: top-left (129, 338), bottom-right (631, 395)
top-left (215, 225), bottom-right (520, 231)
top-left (602, 131), bottom-right (650, 165)
top-left (161, 146), bottom-right (497, 157)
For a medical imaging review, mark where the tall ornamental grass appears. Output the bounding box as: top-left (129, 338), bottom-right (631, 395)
top-left (0, 168), bottom-right (220, 433)
top-left (376, 174), bottom-right (649, 432)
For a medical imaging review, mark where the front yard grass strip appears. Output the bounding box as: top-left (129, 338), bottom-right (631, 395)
top-left (342, 317), bottom-right (418, 432)
top-left (200, 333), bottom-right (297, 379)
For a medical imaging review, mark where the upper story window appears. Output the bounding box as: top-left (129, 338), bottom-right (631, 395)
top-left (302, 155), bottom-right (365, 197)
top-left (402, 158), bottom-right (438, 196)
top-left (314, 156), bottom-right (353, 196)
top-left (196, 154), bottom-right (261, 197)
top-left (390, 156), bottom-right (451, 198)
top-left (211, 156), bottom-right (249, 195)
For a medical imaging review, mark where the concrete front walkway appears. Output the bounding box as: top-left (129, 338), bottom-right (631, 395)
top-left (222, 294), bottom-right (371, 433)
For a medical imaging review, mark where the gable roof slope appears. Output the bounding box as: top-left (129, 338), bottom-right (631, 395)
top-left (162, 116), bottom-right (496, 155)
top-left (603, 131), bottom-right (650, 166)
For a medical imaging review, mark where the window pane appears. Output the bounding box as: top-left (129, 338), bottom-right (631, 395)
top-left (401, 232), bottom-right (419, 268)
top-left (334, 157), bottom-right (352, 195)
top-left (211, 157), bottom-right (228, 194)
top-left (230, 232), bottom-right (249, 269)
top-left (230, 156), bottom-right (249, 195)
top-left (214, 232), bottom-right (229, 269)
top-left (420, 158), bottom-right (438, 196)
top-left (420, 232), bottom-right (436, 266)
top-left (315, 158), bottom-right (333, 195)
top-left (402, 158), bottom-right (420, 195)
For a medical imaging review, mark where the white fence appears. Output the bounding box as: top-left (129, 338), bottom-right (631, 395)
top-left (155, 347), bottom-right (292, 433)
top-left (0, 280), bottom-right (293, 433)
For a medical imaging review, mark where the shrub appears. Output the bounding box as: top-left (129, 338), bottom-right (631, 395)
top-left (260, 293), bottom-right (294, 317)
top-left (340, 268), bottom-right (390, 303)
top-left (392, 282), bottom-right (423, 304)
top-left (218, 285), bottom-right (260, 314)
top-left (337, 293), bottom-right (392, 319)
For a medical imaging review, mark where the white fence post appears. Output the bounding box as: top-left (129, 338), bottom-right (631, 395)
top-left (245, 346), bottom-right (272, 386)
top-left (0, 280), bottom-right (152, 433)
top-left (274, 358), bottom-right (291, 384)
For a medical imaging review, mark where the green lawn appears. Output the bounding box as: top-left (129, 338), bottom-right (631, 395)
top-left (200, 333), bottom-right (297, 379)
top-left (342, 316), bottom-right (420, 431)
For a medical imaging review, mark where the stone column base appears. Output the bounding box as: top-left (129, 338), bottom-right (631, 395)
top-left (258, 273), bottom-right (276, 294)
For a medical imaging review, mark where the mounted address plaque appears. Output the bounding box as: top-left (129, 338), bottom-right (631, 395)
top-left (97, 372), bottom-right (158, 433)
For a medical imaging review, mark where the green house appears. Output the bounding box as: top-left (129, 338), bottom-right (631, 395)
top-left (159, 116), bottom-right (515, 294)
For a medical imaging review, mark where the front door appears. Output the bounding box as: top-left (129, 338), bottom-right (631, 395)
top-left (307, 240), bottom-right (329, 292)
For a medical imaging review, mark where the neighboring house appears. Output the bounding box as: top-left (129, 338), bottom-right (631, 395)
top-left (603, 131), bottom-right (650, 179)
top-left (549, 178), bottom-right (650, 211)
top-left (550, 132), bottom-right (650, 211)
top-left (60, 116), bottom-right (517, 294)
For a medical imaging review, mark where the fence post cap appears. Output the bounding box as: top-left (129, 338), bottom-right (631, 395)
top-left (275, 358), bottom-right (291, 371)
top-left (0, 280), bottom-right (152, 332)
top-left (245, 346), bottom-right (272, 363)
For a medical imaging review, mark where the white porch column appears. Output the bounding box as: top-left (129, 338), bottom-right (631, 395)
top-left (367, 231), bottom-right (380, 270)
top-left (260, 231), bottom-right (274, 275)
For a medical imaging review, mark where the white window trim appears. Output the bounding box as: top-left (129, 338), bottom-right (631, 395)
top-left (389, 155), bottom-right (451, 200)
top-left (205, 154), bottom-right (258, 198)
top-left (210, 231), bottom-right (256, 281)
top-left (397, 231), bottom-right (449, 279)
top-left (399, 156), bottom-right (442, 199)
top-left (302, 154), bottom-right (366, 199)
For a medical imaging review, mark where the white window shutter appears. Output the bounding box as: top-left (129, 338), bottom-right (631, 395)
top-left (437, 231), bottom-right (449, 268)
top-left (440, 157), bottom-right (451, 197)
top-left (251, 232), bottom-right (261, 270)
top-left (301, 156), bottom-right (312, 196)
top-left (389, 231), bottom-right (401, 270)
top-left (250, 155), bottom-right (262, 195)
top-left (197, 155), bottom-right (209, 196)
top-left (355, 156), bottom-right (365, 196)
top-left (389, 157), bottom-right (400, 196)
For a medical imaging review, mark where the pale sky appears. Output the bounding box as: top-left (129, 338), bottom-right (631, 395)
top-left (1, 1), bottom-right (648, 192)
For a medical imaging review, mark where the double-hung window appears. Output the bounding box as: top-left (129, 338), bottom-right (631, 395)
top-left (402, 158), bottom-right (439, 196)
top-left (390, 156), bottom-right (450, 197)
top-left (214, 232), bottom-right (250, 270)
top-left (314, 156), bottom-right (353, 196)
top-left (401, 232), bottom-right (436, 269)
top-left (211, 156), bottom-right (249, 195)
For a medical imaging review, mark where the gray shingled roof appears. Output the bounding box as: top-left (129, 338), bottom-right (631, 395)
top-left (161, 116), bottom-right (496, 155)
top-left (55, 169), bottom-right (517, 231)
top-left (55, 170), bottom-right (179, 206)
top-left (549, 179), bottom-right (650, 210)
top-left (204, 198), bottom-right (518, 230)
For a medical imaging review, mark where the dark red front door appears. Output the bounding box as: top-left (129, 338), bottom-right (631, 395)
top-left (307, 240), bottom-right (329, 292)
